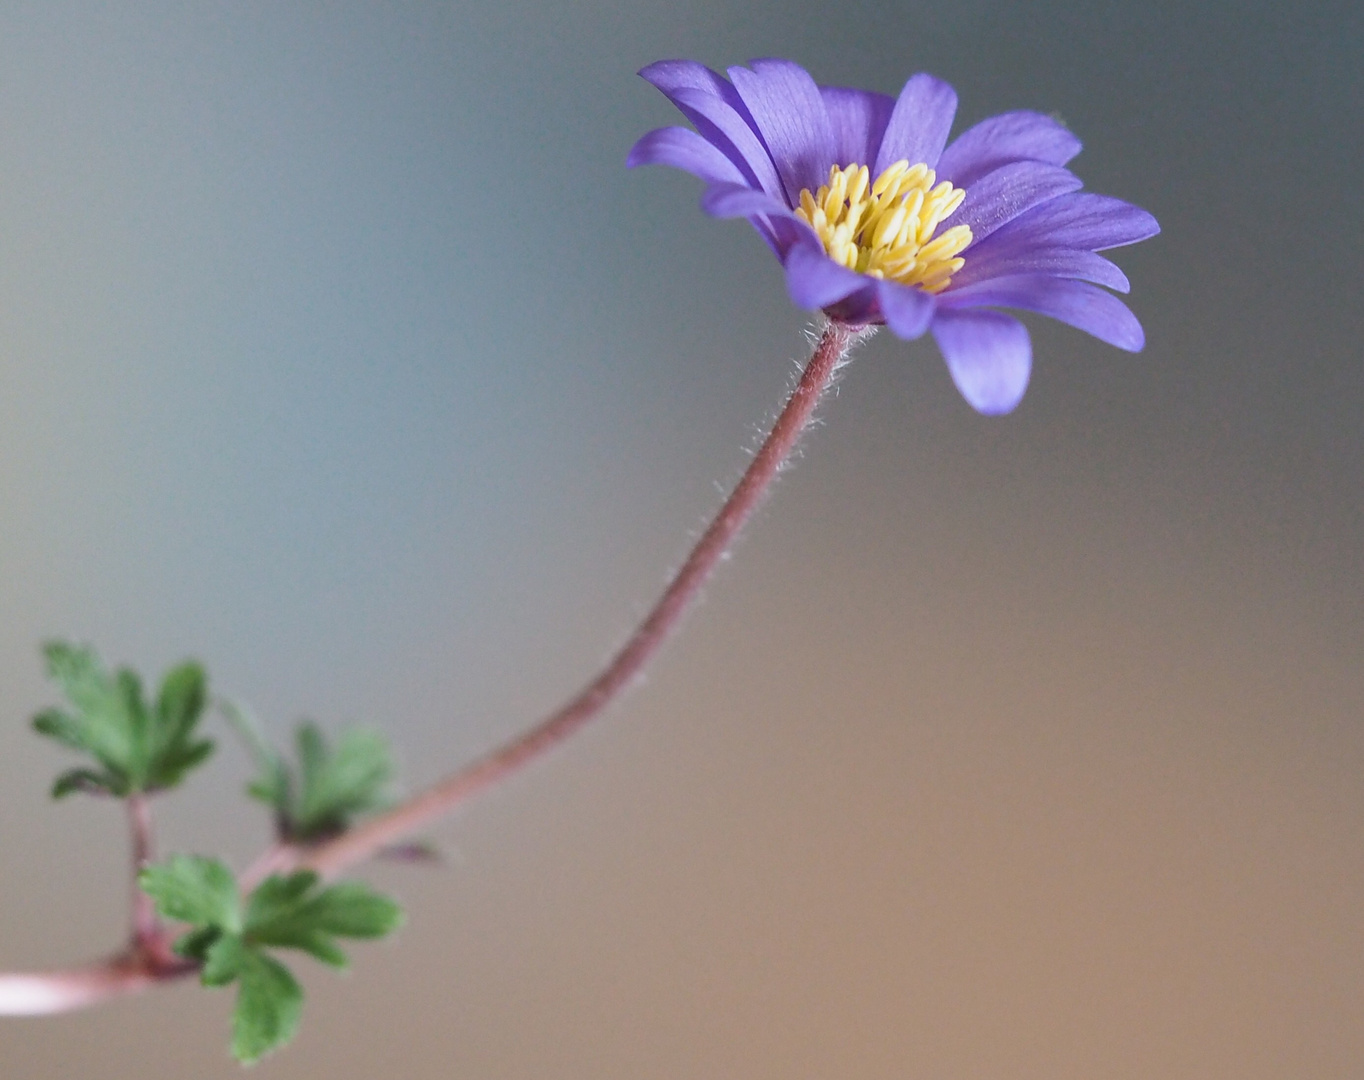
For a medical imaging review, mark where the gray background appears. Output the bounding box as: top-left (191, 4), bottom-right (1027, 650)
top-left (1, 1), bottom-right (1361, 1076)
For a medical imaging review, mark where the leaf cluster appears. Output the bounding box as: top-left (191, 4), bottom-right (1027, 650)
top-left (139, 855), bottom-right (403, 1064)
top-left (225, 705), bottom-right (393, 842)
top-left (32, 642), bottom-right (214, 798)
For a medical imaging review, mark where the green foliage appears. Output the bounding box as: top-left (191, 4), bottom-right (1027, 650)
top-left (227, 949), bottom-right (304, 1064)
top-left (246, 875), bottom-right (403, 967)
top-left (32, 642), bottom-right (214, 798)
top-left (222, 703), bottom-right (394, 842)
top-left (139, 856), bottom-right (403, 1065)
top-left (293, 723), bottom-right (393, 838)
top-left (139, 855), bottom-right (241, 934)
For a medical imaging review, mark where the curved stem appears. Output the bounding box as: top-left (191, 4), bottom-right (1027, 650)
top-left (0, 319), bottom-right (864, 1014)
top-left (295, 319), bottom-right (860, 880)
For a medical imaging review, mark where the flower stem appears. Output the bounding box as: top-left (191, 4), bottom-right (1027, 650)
top-left (0, 318), bottom-right (864, 1014)
top-left (293, 319), bottom-right (861, 880)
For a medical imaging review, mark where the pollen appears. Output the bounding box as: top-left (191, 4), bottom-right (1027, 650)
top-left (793, 161), bottom-right (972, 293)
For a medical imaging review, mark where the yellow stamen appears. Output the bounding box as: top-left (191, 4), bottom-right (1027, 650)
top-left (794, 160), bottom-right (973, 293)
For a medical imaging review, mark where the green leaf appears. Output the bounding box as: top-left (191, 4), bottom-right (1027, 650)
top-left (293, 723), bottom-right (393, 839)
top-left (223, 709), bottom-right (395, 841)
top-left (43, 642), bottom-right (117, 718)
top-left (201, 933), bottom-right (248, 987)
top-left (242, 871), bottom-right (346, 966)
top-left (295, 722), bottom-right (327, 780)
top-left (50, 766), bottom-right (123, 799)
top-left (142, 660), bottom-right (215, 790)
top-left (243, 872), bottom-right (403, 969)
top-left (32, 643), bottom-right (215, 796)
top-left (36, 643), bottom-right (140, 784)
top-left (139, 855), bottom-right (241, 934)
top-left (142, 853), bottom-right (401, 1063)
top-left (242, 871), bottom-right (321, 928)
top-left (114, 668), bottom-right (151, 766)
top-left (146, 736), bottom-right (216, 791)
top-left (257, 927), bottom-right (349, 969)
top-left (32, 707), bottom-right (86, 751)
top-left (156, 661), bottom-right (207, 741)
top-left (173, 925), bottom-right (222, 962)
top-left (289, 880), bottom-right (405, 940)
top-left (231, 949), bottom-right (303, 1065)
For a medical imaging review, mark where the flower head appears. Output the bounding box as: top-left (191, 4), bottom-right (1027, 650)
top-left (628, 59), bottom-right (1159, 414)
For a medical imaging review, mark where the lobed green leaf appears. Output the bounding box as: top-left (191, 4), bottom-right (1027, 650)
top-left (36, 644), bottom-right (140, 782)
top-left (139, 855), bottom-right (241, 934)
top-left (293, 724), bottom-right (393, 839)
top-left (243, 871), bottom-right (320, 928)
top-left (32, 643), bottom-right (215, 796)
top-left (231, 949), bottom-right (303, 1065)
top-left (243, 872), bottom-right (403, 970)
top-left (225, 711), bottom-right (395, 841)
top-left (136, 853), bottom-right (401, 1064)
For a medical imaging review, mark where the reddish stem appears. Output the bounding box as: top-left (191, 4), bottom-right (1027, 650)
top-left (0, 951), bottom-right (193, 1016)
top-left (0, 319), bottom-right (863, 1015)
top-left (0, 792), bottom-right (195, 1016)
top-left (295, 319), bottom-right (858, 880)
top-left (126, 794), bottom-right (159, 951)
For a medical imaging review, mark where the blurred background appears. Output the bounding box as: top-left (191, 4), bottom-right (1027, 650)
top-left (1, 1), bottom-right (1361, 1076)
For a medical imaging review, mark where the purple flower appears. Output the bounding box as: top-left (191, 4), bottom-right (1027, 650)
top-left (628, 59), bottom-right (1159, 415)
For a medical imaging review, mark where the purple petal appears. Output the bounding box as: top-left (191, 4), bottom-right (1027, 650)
top-left (824, 285), bottom-right (880, 324)
top-left (930, 309), bottom-right (1032, 415)
top-left (728, 59), bottom-right (837, 207)
top-left (876, 279), bottom-right (936, 339)
top-left (983, 192), bottom-right (1161, 253)
top-left (700, 182), bottom-right (798, 222)
top-left (767, 214), bottom-right (817, 258)
top-left (941, 274), bottom-right (1145, 351)
top-left (874, 74), bottom-right (958, 175)
top-left (670, 87), bottom-right (785, 200)
top-left (821, 86), bottom-right (895, 168)
top-left (937, 111), bottom-right (1082, 188)
top-left (637, 62), bottom-right (785, 199)
top-left (640, 59), bottom-right (745, 103)
top-left (948, 245), bottom-right (1131, 292)
top-left (627, 127), bottom-right (749, 187)
top-left (698, 182), bottom-right (794, 254)
top-left (783, 240), bottom-right (869, 309)
top-left (952, 161), bottom-right (1083, 245)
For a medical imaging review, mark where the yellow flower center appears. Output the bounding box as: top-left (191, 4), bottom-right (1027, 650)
top-left (794, 160), bottom-right (972, 294)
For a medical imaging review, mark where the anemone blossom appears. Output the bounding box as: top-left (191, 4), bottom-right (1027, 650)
top-left (628, 58), bottom-right (1159, 414)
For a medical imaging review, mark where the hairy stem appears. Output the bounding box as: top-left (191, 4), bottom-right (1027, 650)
top-left (0, 319), bottom-right (864, 1014)
top-left (293, 319), bottom-right (860, 880)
